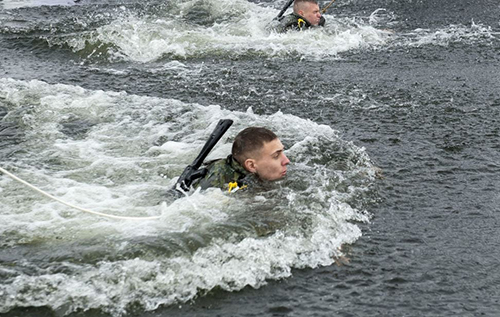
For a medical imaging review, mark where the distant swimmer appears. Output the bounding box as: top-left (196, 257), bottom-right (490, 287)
top-left (193, 127), bottom-right (290, 192)
top-left (275, 0), bottom-right (326, 33)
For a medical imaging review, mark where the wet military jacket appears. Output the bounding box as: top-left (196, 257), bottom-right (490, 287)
top-left (275, 13), bottom-right (325, 33)
top-left (193, 155), bottom-right (255, 192)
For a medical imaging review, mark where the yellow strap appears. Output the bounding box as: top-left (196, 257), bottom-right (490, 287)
top-left (228, 182), bottom-right (247, 193)
top-left (297, 18), bottom-right (306, 29)
top-left (228, 181), bottom-right (238, 193)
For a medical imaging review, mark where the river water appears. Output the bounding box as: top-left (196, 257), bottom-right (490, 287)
top-left (1, 0), bottom-right (499, 316)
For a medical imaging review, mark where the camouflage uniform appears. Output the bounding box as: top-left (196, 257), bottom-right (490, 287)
top-left (193, 155), bottom-right (256, 192)
top-left (275, 13), bottom-right (325, 33)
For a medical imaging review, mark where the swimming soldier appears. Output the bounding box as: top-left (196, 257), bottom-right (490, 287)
top-left (193, 127), bottom-right (290, 192)
top-left (276, 0), bottom-right (325, 33)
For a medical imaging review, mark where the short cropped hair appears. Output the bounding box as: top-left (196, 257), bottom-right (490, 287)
top-left (232, 127), bottom-right (277, 164)
top-left (293, 0), bottom-right (319, 11)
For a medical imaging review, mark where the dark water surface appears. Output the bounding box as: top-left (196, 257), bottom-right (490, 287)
top-left (1, 0), bottom-right (500, 316)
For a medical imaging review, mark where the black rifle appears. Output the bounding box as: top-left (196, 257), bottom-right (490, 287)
top-left (173, 119), bottom-right (233, 193)
top-left (276, 0), bottom-right (294, 19)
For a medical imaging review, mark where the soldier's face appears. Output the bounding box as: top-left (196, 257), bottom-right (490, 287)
top-left (252, 139), bottom-right (290, 181)
top-left (298, 2), bottom-right (322, 26)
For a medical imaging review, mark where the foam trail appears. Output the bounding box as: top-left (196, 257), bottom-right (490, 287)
top-left (0, 78), bottom-right (377, 315)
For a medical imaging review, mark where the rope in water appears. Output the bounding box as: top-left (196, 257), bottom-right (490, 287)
top-left (0, 166), bottom-right (162, 221)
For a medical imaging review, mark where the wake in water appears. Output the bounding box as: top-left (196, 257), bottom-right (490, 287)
top-left (0, 0), bottom-right (392, 62)
top-left (0, 78), bottom-right (378, 315)
top-left (2, 0), bottom-right (496, 65)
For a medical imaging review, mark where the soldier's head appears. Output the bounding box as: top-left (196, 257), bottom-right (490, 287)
top-left (232, 127), bottom-right (290, 181)
top-left (293, 0), bottom-right (322, 26)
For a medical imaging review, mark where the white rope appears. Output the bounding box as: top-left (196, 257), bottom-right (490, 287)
top-left (0, 166), bottom-right (162, 221)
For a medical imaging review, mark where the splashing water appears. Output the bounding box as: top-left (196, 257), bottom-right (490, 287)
top-left (0, 78), bottom-right (378, 315)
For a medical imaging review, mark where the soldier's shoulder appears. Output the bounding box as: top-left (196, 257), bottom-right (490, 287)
top-left (206, 157), bottom-right (232, 173)
top-left (275, 14), bottom-right (301, 32)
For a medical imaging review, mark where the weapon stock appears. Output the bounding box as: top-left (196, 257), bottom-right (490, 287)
top-left (174, 119), bottom-right (233, 192)
top-left (276, 0), bottom-right (294, 19)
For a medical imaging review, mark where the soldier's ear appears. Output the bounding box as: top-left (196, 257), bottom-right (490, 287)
top-left (244, 159), bottom-right (257, 173)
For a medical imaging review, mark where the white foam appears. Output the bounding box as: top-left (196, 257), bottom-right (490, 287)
top-left (0, 78), bottom-right (377, 315)
top-left (43, 0), bottom-right (392, 62)
top-left (402, 22), bottom-right (496, 47)
top-left (1, 0), bottom-right (75, 9)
